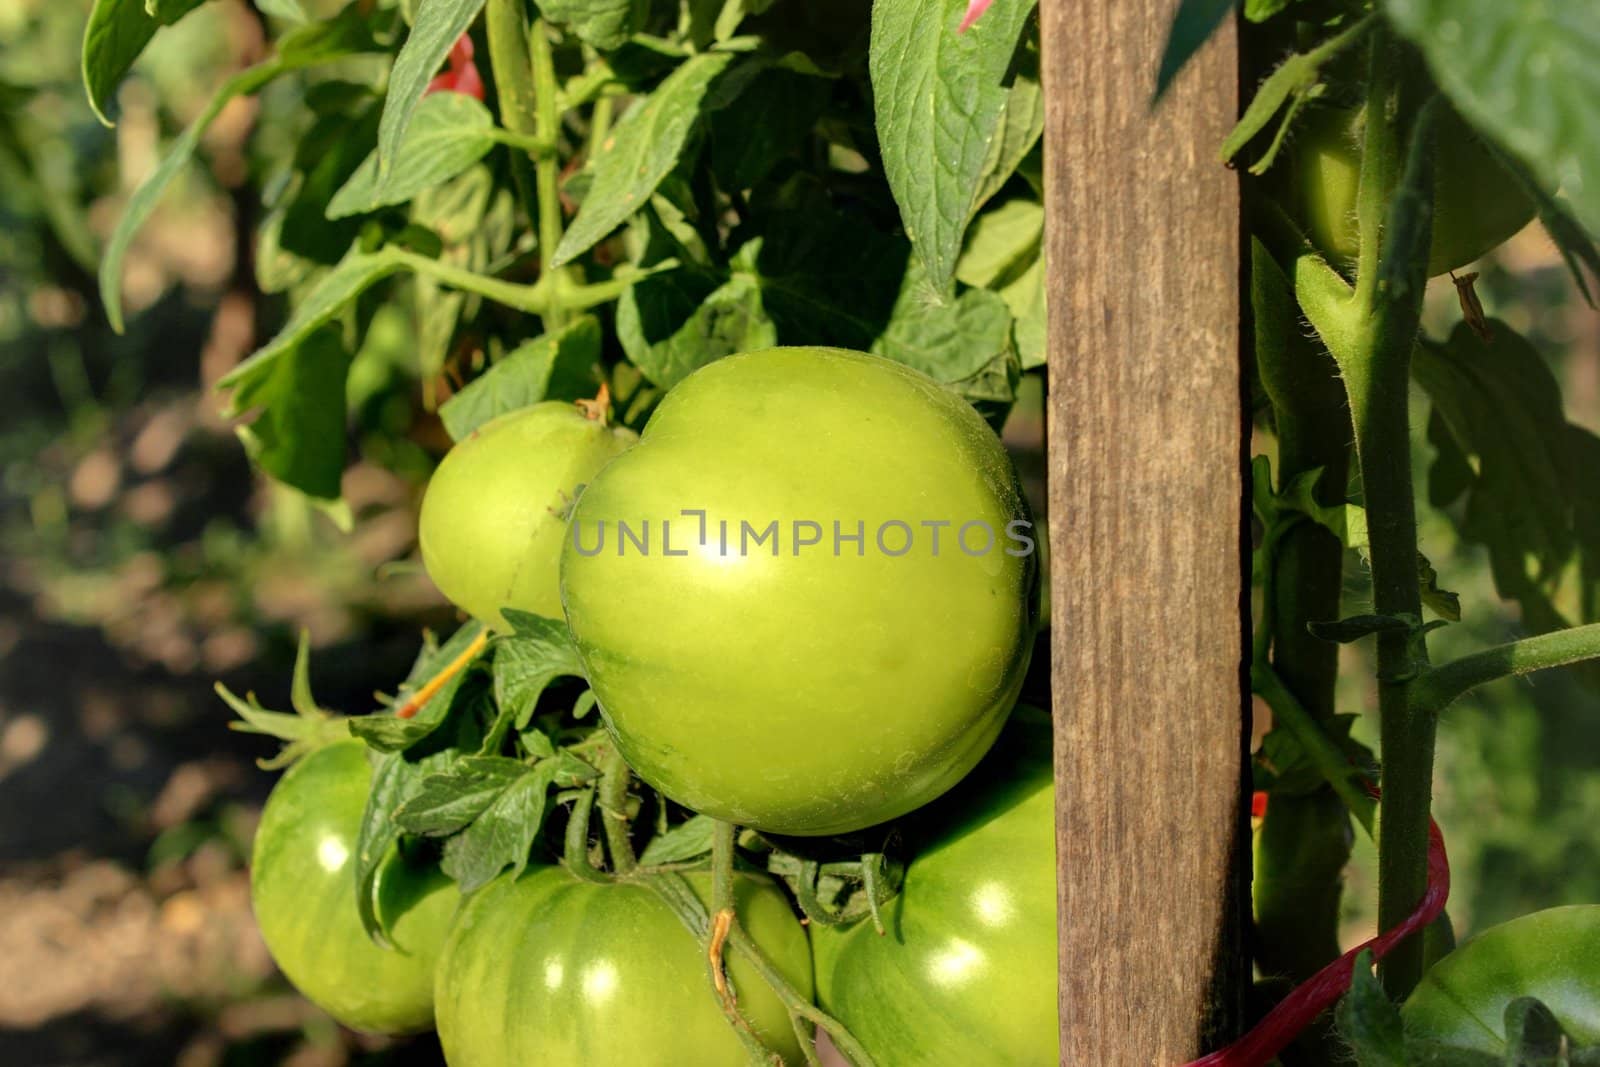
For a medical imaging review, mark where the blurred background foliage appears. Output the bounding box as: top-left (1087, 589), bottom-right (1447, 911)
top-left (0, 0), bottom-right (1594, 1065)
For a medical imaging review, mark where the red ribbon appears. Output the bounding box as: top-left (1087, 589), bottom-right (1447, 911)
top-left (1183, 810), bottom-right (1451, 1066)
top-left (957, 0), bottom-right (994, 33)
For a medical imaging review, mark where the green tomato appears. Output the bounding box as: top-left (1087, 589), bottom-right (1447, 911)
top-left (250, 740), bottom-right (459, 1035)
top-left (420, 402), bottom-right (636, 628)
top-left (560, 348), bottom-right (1037, 835)
top-left (1285, 104), bottom-right (1536, 277)
top-left (811, 711), bottom-right (1058, 1064)
top-left (434, 866), bottom-right (814, 1065)
top-left (1403, 905), bottom-right (1600, 1055)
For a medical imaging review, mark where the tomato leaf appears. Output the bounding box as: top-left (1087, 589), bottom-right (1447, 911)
top-left (98, 8), bottom-right (387, 331)
top-left (1384, 0), bottom-right (1600, 237)
top-left (1153, 0), bottom-right (1232, 102)
top-left (618, 272), bottom-right (777, 389)
top-left (871, 256), bottom-right (1016, 386)
top-left (376, 0), bottom-right (485, 180)
top-left (440, 764), bottom-right (555, 890)
top-left (224, 325), bottom-right (352, 501)
top-left (956, 198), bottom-right (1042, 289)
top-left (533, 0), bottom-right (650, 50)
top-left (706, 65), bottom-right (830, 192)
top-left (350, 622), bottom-right (490, 752)
top-left (1334, 950), bottom-right (1409, 1066)
top-left (439, 316), bottom-right (605, 440)
top-left (394, 756), bottom-right (532, 836)
top-left (494, 611), bottom-right (586, 730)
top-left (552, 52), bottom-right (736, 266)
top-left (81, 0), bottom-right (205, 126)
top-left (329, 91), bottom-right (496, 219)
top-left (869, 0), bottom-right (1038, 293)
top-left (639, 815), bottom-right (717, 865)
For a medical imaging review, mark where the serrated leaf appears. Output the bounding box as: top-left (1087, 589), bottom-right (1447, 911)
top-left (1384, 0), bottom-right (1600, 236)
top-left (872, 255), bottom-right (1015, 384)
top-left (870, 0), bottom-right (1038, 293)
top-left (494, 611), bottom-right (585, 730)
top-left (618, 272), bottom-right (777, 389)
top-left (534, 0), bottom-right (649, 50)
top-left (971, 25), bottom-right (1041, 214)
top-left (329, 91), bottom-right (496, 218)
top-left (350, 622), bottom-right (489, 753)
top-left (98, 9), bottom-right (384, 330)
top-left (1154, 0), bottom-right (1233, 101)
top-left (377, 0), bottom-right (486, 180)
top-left (553, 52), bottom-right (735, 266)
top-left (440, 316), bottom-right (604, 439)
top-left (1336, 950), bottom-right (1409, 1066)
top-left (707, 65), bottom-right (830, 191)
top-left (226, 325), bottom-right (351, 501)
top-left (440, 762), bottom-right (557, 891)
top-left (639, 815), bottom-right (716, 865)
top-left (395, 756), bottom-right (531, 835)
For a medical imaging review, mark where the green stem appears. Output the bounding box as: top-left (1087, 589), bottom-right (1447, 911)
top-left (598, 745), bottom-right (637, 874)
top-left (563, 788), bottom-right (612, 883)
top-left (1336, 48), bottom-right (1439, 997)
top-left (1253, 665), bottom-right (1377, 834)
top-left (712, 818), bottom-right (737, 913)
top-left (1353, 31), bottom-right (1399, 308)
top-left (529, 21), bottom-right (569, 328)
top-left (1412, 623), bottom-right (1600, 715)
top-left (723, 922), bottom-right (880, 1067)
top-left (590, 95), bottom-right (615, 156)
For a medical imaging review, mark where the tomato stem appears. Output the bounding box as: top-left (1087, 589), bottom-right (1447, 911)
top-left (597, 743), bottom-right (638, 873)
top-left (563, 788), bottom-right (613, 883)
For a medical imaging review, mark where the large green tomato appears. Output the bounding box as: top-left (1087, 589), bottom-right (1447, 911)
top-left (420, 402), bottom-right (636, 627)
top-left (1284, 104), bottom-right (1536, 277)
top-left (560, 348), bottom-right (1037, 835)
top-left (434, 866), bottom-right (814, 1065)
top-left (1403, 905), bottom-right (1600, 1055)
top-left (251, 740), bottom-right (459, 1034)
top-left (811, 711), bottom-right (1058, 1064)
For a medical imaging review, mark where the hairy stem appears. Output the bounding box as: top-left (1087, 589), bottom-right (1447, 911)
top-left (563, 788), bottom-right (612, 883)
top-left (598, 744), bottom-right (637, 873)
top-left (529, 22), bottom-right (569, 328)
top-left (1412, 623), bottom-right (1600, 716)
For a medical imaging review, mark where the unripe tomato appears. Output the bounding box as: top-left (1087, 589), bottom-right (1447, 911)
top-left (561, 348), bottom-right (1038, 835)
top-left (433, 866), bottom-right (814, 1065)
top-left (1284, 104), bottom-right (1536, 277)
top-left (1403, 905), bottom-right (1600, 1054)
top-left (250, 740), bottom-right (459, 1034)
top-left (420, 402), bottom-right (637, 627)
top-left (811, 711), bottom-right (1058, 1064)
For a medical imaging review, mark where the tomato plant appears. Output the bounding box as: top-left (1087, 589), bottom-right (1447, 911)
top-left (251, 739), bottom-right (459, 1035)
top-left (420, 401), bottom-right (636, 627)
top-left (561, 347), bottom-right (1037, 836)
top-left (434, 866), bottom-right (814, 1065)
top-left (811, 711), bottom-right (1056, 1064)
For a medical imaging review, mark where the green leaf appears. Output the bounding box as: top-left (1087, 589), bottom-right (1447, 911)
top-left (349, 622), bottom-right (490, 753)
top-left (494, 611), bottom-right (585, 730)
top-left (553, 52), bottom-right (736, 266)
top-left (1384, 0), bottom-right (1600, 235)
top-left (1257, 711), bottom-right (1374, 796)
top-left (1243, 0), bottom-right (1290, 20)
top-left (225, 325), bottom-right (351, 501)
top-left (99, 9), bottom-right (385, 330)
top-left (1416, 322), bottom-right (1576, 611)
top-left (618, 272), bottom-right (777, 389)
top-left (377, 0), bottom-right (487, 180)
top-left (1154, 0), bottom-right (1233, 100)
top-left (439, 762), bottom-right (557, 891)
top-left (971, 26), bottom-right (1042, 214)
top-left (329, 91), bottom-right (496, 219)
top-left (872, 256), bottom-right (1015, 385)
top-left (440, 317), bottom-right (605, 440)
top-left (870, 0), bottom-right (1038, 293)
top-left (706, 65), bottom-right (831, 191)
top-left (394, 756), bottom-right (532, 835)
top-left (955, 198), bottom-right (1043, 289)
top-left (1335, 950), bottom-right (1409, 1066)
top-left (255, 0), bottom-right (307, 22)
top-left (534, 0), bottom-right (650, 50)
top-left (639, 815), bottom-right (716, 865)
top-left (999, 253), bottom-right (1045, 369)
top-left (81, 0), bottom-right (205, 126)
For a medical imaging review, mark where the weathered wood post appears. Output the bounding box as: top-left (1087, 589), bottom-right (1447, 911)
top-left (1042, 1), bottom-right (1248, 1062)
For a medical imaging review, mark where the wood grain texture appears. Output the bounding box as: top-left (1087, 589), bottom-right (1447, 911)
top-left (1041, 2), bottom-right (1248, 1062)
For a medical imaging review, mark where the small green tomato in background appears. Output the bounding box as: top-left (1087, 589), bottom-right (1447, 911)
top-left (1403, 905), bottom-right (1600, 1055)
top-left (1284, 104), bottom-right (1536, 278)
top-left (434, 866), bottom-right (814, 1066)
top-left (811, 709), bottom-right (1058, 1064)
top-left (420, 402), bottom-right (636, 627)
top-left (250, 740), bottom-right (458, 1035)
top-left (560, 347), bottom-right (1038, 836)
